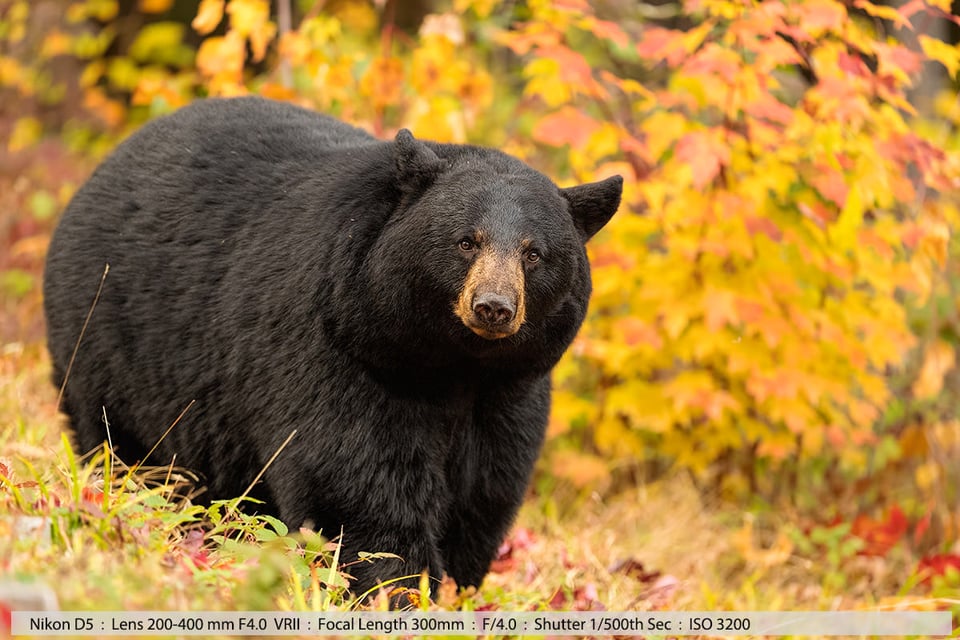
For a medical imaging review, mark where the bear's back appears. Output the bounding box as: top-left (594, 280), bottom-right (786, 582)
top-left (130, 96), bottom-right (376, 159)
top-left (43, 98), bottom-right (388, 458)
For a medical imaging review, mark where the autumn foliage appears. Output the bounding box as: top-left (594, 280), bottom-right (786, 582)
top-left (2, 0), bottom-right (959, 542)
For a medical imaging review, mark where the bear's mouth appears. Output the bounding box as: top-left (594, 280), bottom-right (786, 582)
top-left (465, 323), bottom-right (520, 340)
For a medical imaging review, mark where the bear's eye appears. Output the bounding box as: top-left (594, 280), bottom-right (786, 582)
top-left (458, 238), bottom-right (477, 252)
top-left (526, 249), bottom-right (541, 264)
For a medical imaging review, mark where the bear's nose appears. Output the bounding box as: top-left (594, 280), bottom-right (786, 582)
top-left (473, 293), bottom-right (515, 326)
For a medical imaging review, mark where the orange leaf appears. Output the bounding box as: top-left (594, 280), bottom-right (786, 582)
top-left (360, 57), bottom-right (405, 109)
top-left (793, 0), bottom-right (846, 34)
top-left (549, 450), bottom-right (609, 489)
top-left (196, 32), bottom-right (245, 79)
top-left (703, 288), bottom-right (737, 331)
top-left (139, 0), bottom-right (175, 13)
top-left (810, 165), bottom-right (848, 207)
top-left (580, 17), bottom-right (630, 49)
top-left (532, 107), bottom-right (599, 148)
top-left (912, 340), bottom-right (956, 399)
top-left (675, 130), bottom-right (730, 189)
top-left (539, 44), bottom-right (597, 91)
top-left (636, 27), bottom-right (691, 66)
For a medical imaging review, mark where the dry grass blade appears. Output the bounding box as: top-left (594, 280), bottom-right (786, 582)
top-left (56, 263), bottom-right (109, 412)
top-left (136, 399), bottom-right (196, 470)
top-left (225, 429), bottom-right (298, 519)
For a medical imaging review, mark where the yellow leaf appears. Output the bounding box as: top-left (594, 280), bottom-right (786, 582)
top-left (548, 390), bottom-right (596, 438)
top-left (128, 22), bottom-right (186, 63)
top-left (831, 183), bottom-right (862, 250)
top-left (330, 1), bottom-right (377, 31)
top-left (915, 461), bottom-right (940, 490)
top-left (409, 95), bottom-right (466, 143)
top-left (196, 32), bottom-right (245, 80)
top-left (918, 218), bottom-right (950, 267)
top-left (733, 515), bottom-right (795, 568)
top-left (192, 0), bottom-right (224, 35)
top-left (852, 0), bottom-right (909, 29)
top-left (8, 116), bottom-right (41, 152)
top-left (912, 340), bottom-right (956, 399)
top-left (227, 0), bottom-right (276, 61)
top-left (595, 415), bottom-right (645, 457)
top-left (640, 111), bottom-right (687, 162)
top-left (919, 35), bottom-right (960, 78)
top-left (455, 0), bottom-right (499, 18)
top-left (607, 380), bottom-right (672, 432)
top-left (523, 58), bottom-right (570, 107)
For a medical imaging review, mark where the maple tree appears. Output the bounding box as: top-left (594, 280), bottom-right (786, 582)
top-left (499, 0), bottom-right (960, 505)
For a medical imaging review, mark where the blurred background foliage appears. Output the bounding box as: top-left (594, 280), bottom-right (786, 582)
top-left (1, 0), bottom-right (960, 590)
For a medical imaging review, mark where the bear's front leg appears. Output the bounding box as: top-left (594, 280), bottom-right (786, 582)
top-left (338, 522), bottom-right (445, 602)
top-left (264, 436), bottom-right (448, 603)
top-left (440, 377), bottom-right (550, 589)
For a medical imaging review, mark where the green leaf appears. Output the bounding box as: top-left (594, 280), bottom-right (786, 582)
top-left (1, 269), bottom-right (34, 299)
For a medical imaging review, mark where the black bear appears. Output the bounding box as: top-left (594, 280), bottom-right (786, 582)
top-left (44, 97), bottom-right (622, 597)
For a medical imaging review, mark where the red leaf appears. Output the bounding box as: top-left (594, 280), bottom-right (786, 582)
top-left (913, 511), bottom-right (931, 546)
top-left (532, 107), bottom-right (600, 148)
top-left (851, 506), bottom-right (908, 556)
top-left (81, 486), bottom-right (103, 505)
top-left (549, 583), bottom-right (604, 611)
top-left (0, 605), bottom-right (10, 635)
top-left (609, 557), bottom-right (662, 584)
top-left (917, 554), bottom-right (960, 584)
top-left (489, 527), bottom-right (536, 574)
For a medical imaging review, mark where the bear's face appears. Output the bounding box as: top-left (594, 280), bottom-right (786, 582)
top-left (431, 172), bottom-right (579, 341)
top-left (364, 130), bottom-right (623, 365)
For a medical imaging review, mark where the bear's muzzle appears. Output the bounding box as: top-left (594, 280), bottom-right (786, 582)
top-left (455, 250), bottom-right (526, 339)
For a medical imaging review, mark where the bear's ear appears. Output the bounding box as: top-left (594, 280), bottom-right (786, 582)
top-left (394, 129), bottom-right (444, 194)
top-left (560, 175), bottom-right (624, 242)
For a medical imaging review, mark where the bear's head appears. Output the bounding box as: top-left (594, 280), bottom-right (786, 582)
top-left (359, 130), bottom-right (622, 374)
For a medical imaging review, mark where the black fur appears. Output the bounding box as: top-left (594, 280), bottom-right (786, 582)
top-left (43, 97), bottom-right (622, 596)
